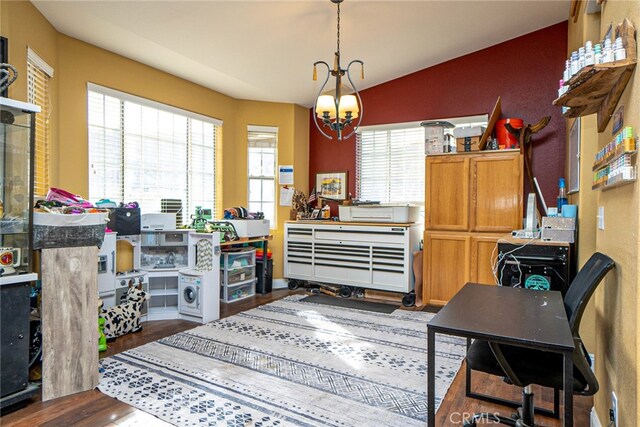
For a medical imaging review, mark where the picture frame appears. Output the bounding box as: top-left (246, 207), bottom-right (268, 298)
top-left (315, 171), bottom-right (348, 200)
top-left (310, 208), bottom-right (321, 219)
top-left (568, 117), bottom-right (580, 194)
top-left (0, 37), bottom-right (8, 98)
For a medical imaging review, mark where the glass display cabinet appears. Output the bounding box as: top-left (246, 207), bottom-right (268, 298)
top-left (0, 97), bottom-right (39, 277)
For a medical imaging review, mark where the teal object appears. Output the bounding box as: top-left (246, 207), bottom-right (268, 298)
top-left (525, 275), bottom-right (551, 291)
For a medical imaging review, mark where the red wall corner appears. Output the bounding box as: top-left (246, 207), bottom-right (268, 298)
top-left (309, 21), bottom-right (568, 214)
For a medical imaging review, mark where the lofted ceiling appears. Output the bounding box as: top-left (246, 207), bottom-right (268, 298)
top-left (32, 0), bottom-right (569, 107)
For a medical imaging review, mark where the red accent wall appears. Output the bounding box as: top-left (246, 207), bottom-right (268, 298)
top-left (309, 21), bottom-right (568, 213)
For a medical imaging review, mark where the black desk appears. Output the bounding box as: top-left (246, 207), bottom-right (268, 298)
top-left (427, 283), bottom-right (575, 426)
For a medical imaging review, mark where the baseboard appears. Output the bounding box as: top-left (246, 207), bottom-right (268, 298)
top-left (273, 278), bottom-right (288, 290)
top-left (591, 407), bottom-right (602, 427)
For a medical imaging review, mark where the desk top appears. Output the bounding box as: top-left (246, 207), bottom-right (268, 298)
top-left (429, 283), bottom-right (574, 352)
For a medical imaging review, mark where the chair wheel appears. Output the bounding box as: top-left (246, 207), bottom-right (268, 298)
top-left (288, 280), bottom-right (300, 290)
top-left (402, 292), bottom-right (416, 307)
top-left (339, 286), bottom-right (353, 298)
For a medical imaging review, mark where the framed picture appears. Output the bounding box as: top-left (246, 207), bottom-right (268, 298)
top-left (0, 37), bottom-right (8, 98)
top-left (315, 171), bottom-right (348, 200)
top-left (568, 117), bottom-right (580, 194)
top-left (310, 209), bottom-right (320, 219)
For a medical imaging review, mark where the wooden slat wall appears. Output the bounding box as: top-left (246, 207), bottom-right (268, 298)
top-left (41, 247), bottom-right (99, 401)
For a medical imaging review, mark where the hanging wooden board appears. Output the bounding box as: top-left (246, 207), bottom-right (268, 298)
top-left (553, 19), bottom-right (636, 132)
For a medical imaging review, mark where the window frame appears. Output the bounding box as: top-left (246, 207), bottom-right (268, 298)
top-left (87, 83), bottom-right (222, 223)
top-left (247, 125), bottom-right (278, 229)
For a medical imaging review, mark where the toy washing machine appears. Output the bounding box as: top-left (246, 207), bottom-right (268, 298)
top-left (179, 272), bottom-right (202, 317)
top-left (178, 231), bottom-right (221, 323)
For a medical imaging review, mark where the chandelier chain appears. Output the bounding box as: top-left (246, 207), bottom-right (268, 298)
top-left (336, 2), bottom-right (340, 54)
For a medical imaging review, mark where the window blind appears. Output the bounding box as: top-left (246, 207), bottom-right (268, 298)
top-left (356, 126), bottom-right (425, 206)
top-left (87, 84), bottom-right (221, 224)
top-left (247, 126), bottom-right (277, 227)
top-left (27, 48), bottom-right (53, 199)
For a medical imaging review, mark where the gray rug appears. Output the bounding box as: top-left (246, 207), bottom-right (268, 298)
top-left (98, 295), bottom-right (465, 426)
top-left (300, 294), bottom-right (398, 313)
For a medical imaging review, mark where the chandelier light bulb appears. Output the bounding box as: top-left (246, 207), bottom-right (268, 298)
top-left (338, 94), bottom-right (358, 119)
top-left (316, 95), bottom-right (337, 119)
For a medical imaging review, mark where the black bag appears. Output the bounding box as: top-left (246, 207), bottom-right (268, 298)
top-left (107, 208), bottom-right (141, 235)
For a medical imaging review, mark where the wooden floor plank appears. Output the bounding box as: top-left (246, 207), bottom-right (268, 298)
top-left (1, 289), bottom-right (591, 426)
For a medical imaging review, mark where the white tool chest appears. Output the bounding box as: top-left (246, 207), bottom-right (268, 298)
top-left (284, 222), bottom-right (421, 293)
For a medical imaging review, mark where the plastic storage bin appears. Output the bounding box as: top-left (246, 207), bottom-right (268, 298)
top-left (220, 248), bottom-right (256, 303)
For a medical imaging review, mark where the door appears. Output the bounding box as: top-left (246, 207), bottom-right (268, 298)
top-left (423, 231), bottom-right (471, 306)
top-left (425, 156), bottom-right (469, 231)
top-left (470, 234), bottom-right (503, 285)
top-left (470, 152), bottom-right (523, 232)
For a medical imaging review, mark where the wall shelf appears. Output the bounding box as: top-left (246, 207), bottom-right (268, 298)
top-left (553, 19), bottom-right (636, 132)
top-left (593, 148), bottom-right (636, 171)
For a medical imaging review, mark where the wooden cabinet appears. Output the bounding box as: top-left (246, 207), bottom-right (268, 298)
top-left (425, 156), bottom-right (469, 230)
top-left (470, 234), bottom-right (503, 285)
top-left (470, 154), bottom-right (522, 232)
top-left (424, 232), bottom-right (470, 306)
top-left (423, 151), bottom-right (522, 306)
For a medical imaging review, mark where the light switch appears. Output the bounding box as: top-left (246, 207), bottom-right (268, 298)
top-left (597, 206), bottom-right (605, 230)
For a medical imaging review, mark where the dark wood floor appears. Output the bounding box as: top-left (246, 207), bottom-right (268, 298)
top-left (1, 289), bottom-right (591, 426)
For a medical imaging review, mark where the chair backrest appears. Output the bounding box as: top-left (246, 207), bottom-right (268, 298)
top-left (564, 252), bottom-right (615, 334)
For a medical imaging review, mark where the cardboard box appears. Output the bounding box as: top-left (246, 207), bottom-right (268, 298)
top-left (453, 126), bottom-right (485, 138)
top-left (456, 136), bottom-right (481, 152)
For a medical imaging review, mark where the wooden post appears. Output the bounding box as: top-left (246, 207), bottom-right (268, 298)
top-left (41, 247), bottom-right (99, 401)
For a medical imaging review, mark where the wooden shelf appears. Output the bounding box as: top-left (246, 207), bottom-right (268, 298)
top-left (592, 166), bottom-right (637, 191)
top-left (593, 148), bottom-right (636, 171)
top-left (553, 19), bottom-right (637, 132)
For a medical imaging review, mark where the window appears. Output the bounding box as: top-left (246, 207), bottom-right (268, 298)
top-left (356, 115), bottom-right (489, 219)
top-left (87, 84), bottom-right (221, 224)
top-left (356, 125), bottom-right (425, 207)
top-left (27, 48), bottom-right (54, 198)
top-left (247, 126), bottom-right (277, 227)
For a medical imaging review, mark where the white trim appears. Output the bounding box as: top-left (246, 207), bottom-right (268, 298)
top-left (248, 125), bottom-right (278, 133)
top-left (0, 273), bottom-right (38, 286)
top-left (0, 97), bottom-right (41, 113)
top-left (27, 47), bottom-right (54, 77)
top-left (590, 407), bottom-right (602, 427)
top-left (87, 82), bottom-right (223, 126)
top-left (356, 114), bottom-right (489, 133)
top-left (273, 278), bottom-right (288, 290)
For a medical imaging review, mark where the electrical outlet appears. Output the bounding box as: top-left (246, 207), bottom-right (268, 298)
top-left (611, 391), bottom-right (618, 427)
top-left (597, 206), bottom-right (605, 230)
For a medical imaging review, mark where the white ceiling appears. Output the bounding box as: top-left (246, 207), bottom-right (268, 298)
top-left (32, 0), bottom-right (569, 107)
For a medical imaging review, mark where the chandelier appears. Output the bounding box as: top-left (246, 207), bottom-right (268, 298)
top-left (312, 0), bottom-right (364, 141)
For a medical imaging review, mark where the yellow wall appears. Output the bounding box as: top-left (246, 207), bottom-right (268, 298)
top-left (569, 2), bottom-right (640, 426)
top-left (1, 0), bottom-right (59, 186)
top-left (2, 0), bottom-right (309, 281)
top-left (566, 10), bottom-right (601, 351)
top-left (232, 101), bottom-right (309, 279)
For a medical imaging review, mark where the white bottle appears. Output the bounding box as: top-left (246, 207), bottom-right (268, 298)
top-left (603, 38), bottom-right (614, 63)
top-left (594, 44), bottom-right (602, 65)
top-left (570, 51), bottom-right (579, 76)
top-left (584, 41), bottom-right (595, 66)
top-left (563, 59), bottom-right (570, 81)
top-left (578, 47), bottom-right (585, 70)
top-left (614, 37), bottom-right (626, 61)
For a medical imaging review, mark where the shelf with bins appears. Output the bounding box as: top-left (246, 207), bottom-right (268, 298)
top-left (220, 248), bottom-right (256, 303)
top-left (553, 19), bottom-right (636, 132)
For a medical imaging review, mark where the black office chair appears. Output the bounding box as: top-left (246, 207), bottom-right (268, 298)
top-left (463, 252), bottom-right (615, 427)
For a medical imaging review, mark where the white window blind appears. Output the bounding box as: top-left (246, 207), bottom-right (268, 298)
top-left (356, 126), bottom-right (425, 207)
top-left (247, 126), bottom-right (277, 227)
top-left (88, 84), bottom-right (221, 223)
top-left (27, 48), bottom-right (53, 198)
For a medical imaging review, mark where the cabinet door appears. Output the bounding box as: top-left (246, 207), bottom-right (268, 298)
top-left (425, 156), bottom-right (469, 231)
top-left (470, 153), bottom-right (523, 232)
top-left (423, 232), bottom-right (470, 306)
top-left (470, 234), bottom-right (502, 285)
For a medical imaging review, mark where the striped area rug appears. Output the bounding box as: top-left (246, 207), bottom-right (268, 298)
top-left (98, 295), bottom-right (465, 426)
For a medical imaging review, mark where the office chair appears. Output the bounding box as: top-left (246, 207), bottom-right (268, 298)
top-left (463, 252), bottom-right (615, 427)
